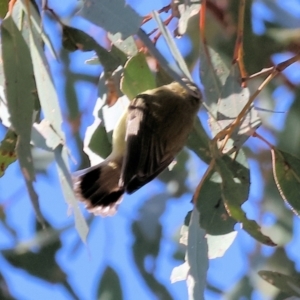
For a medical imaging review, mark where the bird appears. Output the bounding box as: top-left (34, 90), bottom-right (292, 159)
top-left (73, 80), bottom-right (202, 216)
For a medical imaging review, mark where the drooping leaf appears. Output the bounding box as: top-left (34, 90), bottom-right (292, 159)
top-left (216, 156), bottom-right (276, 246)
top-left (97, 266), bottom-right (123, 300)
top-left (2, 219), bottom-right (81, 299)
top-left (24, 10), bottom-right (88, 240)
top-left (0, 129), bottom-right (17, 177)
top-left (79, 0), bottom-right (142, 39)
top-left (186, 208), bottom-right (208, 300)
top-left (258, 271), bottom-right (300, 297)
top-left (1, 12), bottom-right (43, 223)
top-left (18, 0), bottom-right (58, 60)
top-left (272, 149), bottom-right (300, 216)
top-left (195, 168), bottom-right (236, 235)
top-left (121, 52), bottom-right (156, 100)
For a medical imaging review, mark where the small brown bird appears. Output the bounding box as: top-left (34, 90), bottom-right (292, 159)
top-left (73, 80), bottom-right (202, 216)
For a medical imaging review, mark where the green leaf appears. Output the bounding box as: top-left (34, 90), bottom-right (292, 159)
top-left (258, 271), bottom-right (300, 297)
top-left (186, 117), bottom-right (211, 164)
top-left (97, 266), bottom-right (123, 300)
top-left (1, 13), bottom-right (44, 223)
top-left (88, 124), bottom-right (112, 159)
top-left (0, 0), bottom-right (8, 19)
top-left (79, 0), bottom-right (142, 39)
top-left (216, 155), bottom-right (276, 246)
top-left (62, 25), bottom-right (127, 73)
top-left (196, 168), bottom-right (236, 234)
top-left (137, 29), bottom-right (186, 85)
top-left (121, 52), bottom-right (156, 100)
top-left (0, 129), bottom-right (17, 177)
top-left (272, 149), bottom-right (300, 216)
top-left (2, 229), bottom-right (65, 285)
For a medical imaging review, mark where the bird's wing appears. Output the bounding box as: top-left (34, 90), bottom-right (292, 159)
top-left (120, 95), bottom-right (174, 194)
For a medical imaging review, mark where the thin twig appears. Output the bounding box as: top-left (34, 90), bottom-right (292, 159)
top-left (142, 5), bottom-right (171, 24)
top-left (252, 131), bottom-right (274, 149)
top-left (233, 0), bottom-right (247, 87)
top-left (215, 53), bottom-right (300, 151)
top-left (8, 0), bottom-right (17, 15)
top-left (199, 0), bottom-right (207, 43)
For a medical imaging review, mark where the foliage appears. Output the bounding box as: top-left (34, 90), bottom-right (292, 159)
top-left (0, 0), bottom-right (300, 299)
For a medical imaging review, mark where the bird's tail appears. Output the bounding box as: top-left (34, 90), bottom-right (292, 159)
top-left (73, 157), bottom-right (124, 216)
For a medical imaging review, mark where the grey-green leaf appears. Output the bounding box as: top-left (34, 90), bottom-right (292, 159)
top-left (1, 13), bottom-right (43, 223)
top-left (186, 208), bottom-right (208, 300)
top-left (79, 0), bottom-right (142, 39)
top-left (272, 149), bottom-right (300, 216)
top-left (259, 271), bottom-right (300, 297)
top-left (210, 65), bottom-right (261, 153)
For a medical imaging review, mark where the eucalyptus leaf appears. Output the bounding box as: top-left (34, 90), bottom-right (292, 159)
top-left (1, 13), bottom-right (43, 223)
top-left (24, 9), bottom-right (88, 241)
top-left (62, 25), bottom-right (127, 73)
top-left (79, 0), bottom-right (142, 39)
top-left (216, 156), bottom-right (276, 246)
top-left (186, 208), bottom-right (208, 300)
top-left (137, 29), bottom-right (188, 86)
top-left (121, 52), bottom-right (156, 100)
top-left (174, 0), bottom-right (201, 36)
top-left (153, 10), bottom-right (191, 80)
top-left (259, 271), bottom-right (300, 297)
top-left (199, 43), bottom-right (228, 116)
top-left (108, 33), bottom-right (138, 56)
top-left (210, 65), bottom-right (261, 154)
top-left (196, 168), bottom-right (236, 234)
top-left (272, 149), bottom-right (300, 216)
